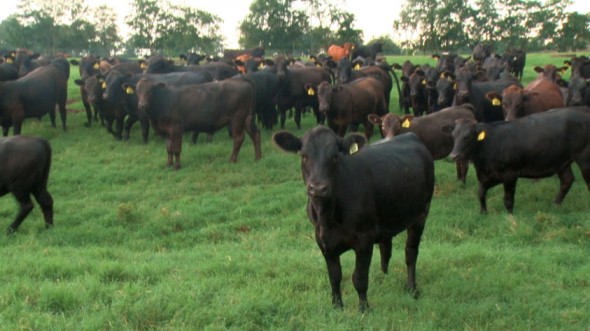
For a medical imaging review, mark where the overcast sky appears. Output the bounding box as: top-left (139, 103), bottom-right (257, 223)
top-left (1, 0), bottom-right (589, 48)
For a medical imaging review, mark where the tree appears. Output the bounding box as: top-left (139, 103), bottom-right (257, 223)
top-left (557, 12), bottom-right (590, 51)
top-left (89, 5), bottom-right (122, 55)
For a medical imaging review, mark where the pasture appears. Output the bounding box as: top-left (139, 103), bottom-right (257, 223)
top-left (0, 53), bottom-right (588, 330)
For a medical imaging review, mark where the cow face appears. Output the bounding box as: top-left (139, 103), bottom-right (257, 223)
top-left (454, 66), bottom-right (474, 104)
top-left (102, 71), bottom-right (128, 102)
top-left (436, 75), bottom-right (455, 107)
top-left (367, 113), bottom-right (402, 138)
top-left (567, 75), bottom-right (590, 106)
top-left (336, 58), bottom-right (353, 84)
top-left (449, 118), bottom-right (481, 161)
top-left (496, 85), bottom-right (525, 121)
top-left (272, 126), bottom-right (366, 200)
top-left (135, 79), bottom-right (166, 111)
top-left (315, 82), bottom-right (338, 113)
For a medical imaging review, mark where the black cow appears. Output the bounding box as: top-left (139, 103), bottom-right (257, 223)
top-left (179, 53), bottom-right (206, 66)
top-left (0, 61), bottom-right (18, 82)
top-left (393, 60), bottom-right (416, 114)
top-left (237, 70), bottom-right (281, 130)
top-left (272, 126), bottom-right (434, 311)
top-left (0, 135), bottom-right (53, 234)
top-left (133, 77), bottom-right (261, 169)
top-left (271, 56), bottom-right (331, 129)
top-left (309, 77), bottom-right (386, 139)
top-left (566, 74), bottom-right (590, 106)
top-left (351, 42), bottom-right (384, 61)
top-left (472, 42), bottom-right (492, 64)
top-left (449, 107), bottom-right (590, 213)
top-left (222, 46), bottom-right (265, 60)
top-left (402, 69), bottom-right (429, 117)
top-left (142, 56), bottom-right (238, 80)
top-left (70, 55), bottom-right (112, 126)
top-left (502, 49), bottom-right (526, 81)
top-left (434, 72), bottom-right (456, 109)
top-left (13, 49), bottom-right (49, 77)
top-left (0, 57), bottom-right (70, 135)
top-left (564, 56), bottom-right (590, 78)
top-left (454, 65), bottom-right (522, 122)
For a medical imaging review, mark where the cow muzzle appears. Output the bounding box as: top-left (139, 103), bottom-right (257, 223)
top-left (307, 182), bottom-right (330, 198)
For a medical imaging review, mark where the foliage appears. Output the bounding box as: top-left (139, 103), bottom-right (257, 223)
top-left (239, 0), bottom-right (362, 54)
top-left (394, 0), bottom-right (587, 53)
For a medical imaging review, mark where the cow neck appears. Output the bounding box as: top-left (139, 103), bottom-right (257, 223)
top-left (309, 197), bottom-right (339, 229)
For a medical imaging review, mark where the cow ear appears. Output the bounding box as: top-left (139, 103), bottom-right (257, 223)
top-left (340, 133), bottom-right (367, 155)
top-left (392, 63), bottom-right (402, 70)
top-left (485, 92), bottom-right (502, 103)
top-left (564, 60), bottom-right (572, 67)
top-left (272, 131), bottom-right (302, 154)
top-left (74, 79), bottom-right (85, 86)
top-left (70, 59), bottom-right (80, 66)
top-left (555, 78), bottom-right (568, 87)
top-left (534, 66), bottom-right (543, 73)
top-left (367, 114), bottom-right (383, 125)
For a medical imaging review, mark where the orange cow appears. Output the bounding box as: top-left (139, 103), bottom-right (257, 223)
top-left (327, 42), bottom-right (354, 62)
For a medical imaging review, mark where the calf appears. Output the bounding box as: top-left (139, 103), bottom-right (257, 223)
top-left (0, 136), bottom-right (53, 234)
top-left (368, 104), bottom-right (475, 183)
top-left (402, 69), bottom-right (428, 116)
top-left (70, 55), bottom-right (111, 126)
top-left (310, 77), bottom-right (386, 139)
top-left (449, 106), bottom-right (590, 213)
top-left (133, 77), bottom-right (261, 169)
top-left (272, 126), bottom-right (434, 311)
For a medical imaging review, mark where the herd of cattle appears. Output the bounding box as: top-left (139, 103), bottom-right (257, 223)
top-left (1, 43), bottom-right (590, 310)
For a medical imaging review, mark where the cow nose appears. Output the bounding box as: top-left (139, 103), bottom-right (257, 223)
top-left (308, 183), bottom-right (329, 198)
top-left (458, 90), bottom-right (469, 97)
top-left (449, 152), bottom-right (459, 161)
top-left (438, 96), bottom-right (446, 105)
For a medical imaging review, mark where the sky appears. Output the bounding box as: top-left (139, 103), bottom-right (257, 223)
top-left (0, 0), bottom-right (589, 49)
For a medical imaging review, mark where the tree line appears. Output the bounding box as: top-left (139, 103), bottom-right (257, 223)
top-left (0, 0), bottom-right (587, 58)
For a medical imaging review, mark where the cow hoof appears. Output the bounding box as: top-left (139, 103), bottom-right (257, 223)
top-left (407, 287), bottom-right (421, 299)
top-left (84, 122), bottom-right (90, 128)
top-left (45, 223), bottom-right (54, 229)
top-left (359, 301), bottom-right (370, 313)
top-left (6, 226), bottom-right (16, 236)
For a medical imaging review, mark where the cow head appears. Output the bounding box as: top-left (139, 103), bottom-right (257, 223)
top-left (102, 70), bottom-right (132, 102)
top-left (487, 85), bottom-right (528, 121)
top-left (134, 78), bottom-right (166, 111)
top-left (76, 76), bottom-right (104, 104)
top-left (454, 66), bottom-right (474, 104)
top-left (449, 118), bottom-right (484, 161)
top-left (311, 82), bottom-right (342, 113)
top-left (436, 73), bottom-right (456, 107)
top-left (272, 126), bottom-right (366, 200)
top-left (367, 113), bottom-right (404, 138)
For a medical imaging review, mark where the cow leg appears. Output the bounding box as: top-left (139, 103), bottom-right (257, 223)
top-left (456, 160), bottom-right (469, 184)
top-left (244, 116), bottom-right (262, 161)
top-left (478, 178), bottom-right (499, 214)
top-left (502, 179), bottom-right (518, 214)
top-left (49, 105), bottom-right (57, 128)
top-left (405, 217), bottom-right (426, 297)
top-left (555, 165), bottom-right (574, 204)
top-left (33, 188), bottom-right (54, 228)
top-left (379, 239), bottom-right (392, 274)
top-left (7, 193), bottom-right (34, 235)
top-left (13, 122), bottom-right (22, 136)
top-left (229, 126), bottom-right (246, 163)
top-left (294, 108), bottom-right (302, 129)
top-left (140, 116), bottom-right (150, 144)
top-left (81, 89), bottom-right (92, 127)
top-left (123, 115), bottom-right (138, 141)
top-left (58, 90), bottom-right (67, 131)
top-left (323, 253), bottom-right (343, 308)
top-left (279, 108), bottom-right (287, 129)
top-left (168, 133), bottom-right (183, 170)
top-left (353, 244), bottom-right (374, 312)
top-left (113, 117), bottom-right (124, 140)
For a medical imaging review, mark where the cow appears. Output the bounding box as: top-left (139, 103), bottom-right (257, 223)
top-left (142, 56), bottom-right (238, 80)
top-left (0, 57), bottom-right (70, 136)
top-left (13, 49), bottom-right (49, 77)
top-left (368, 104), bottom-right (475, 183)
top-left (70, 55), bottom-right (112, 126)
top-left (179, 53), bottom-right (206, 66)
top-left (454, 65), bottom-right (522, 122)
top-left (222, 46), bottom-right (265, 60)
top-left (481, 54), bottom-right (505, 81)
top-left (272, 126), bottom-right (434, 311)
top-left (393, 60), bottom-right (416, 114)
top-left (308, 77), bottom-right (386, 140)
top-left (434, 72), bottom-right (456, 109)
top-left (564, 56), bottom-right (590, 78)
top-left (449, 106), bottom-right (590, 214)
top-left (270, 56), bottom-right (331, 129)
top-left (0, 135), bottom-right (53, 234)
top-left (237, 70), bottom-right (281, 130)
top-left (502, 49), bottom-right (526, 81)
top-left (402, 69), bottom-right (429, 117)
top-left (485, 72), bottom-right (565, 121)
top-left (0, 62), bottom-right (18, 82)
top-left (351, 42), bottom-right (383, 61)
top-left (472, 42), bottom-right (492, 64)
top-left (131, 77), bottom-right (261, 169)
top-left (327, 42), bottom-right (354, 62)
top-left (102, 70), bottom-right (214, 142)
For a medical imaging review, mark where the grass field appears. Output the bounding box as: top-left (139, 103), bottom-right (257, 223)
top-left (0, 53), bottom-right (588, 330)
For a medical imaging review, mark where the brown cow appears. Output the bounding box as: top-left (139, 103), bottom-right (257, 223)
top-left (131, 77), bottom-right (261, 169)
top-left (308, 77), bottom-right (386, 140)
top-left (486, 68), bottom-right (565, 121)
top-left (368, 104), bottom-right (475, 183)
top-left (327, 42), bottom-right (354, 62)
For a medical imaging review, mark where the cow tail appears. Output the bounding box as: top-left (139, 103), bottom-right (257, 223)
top-left (40, 138), bottom-right (52, 189)
top-left (389, 67), bottom-right (403, 113)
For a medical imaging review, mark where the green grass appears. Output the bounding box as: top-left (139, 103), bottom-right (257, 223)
top-left (0, 53), bottom-right (588, 330)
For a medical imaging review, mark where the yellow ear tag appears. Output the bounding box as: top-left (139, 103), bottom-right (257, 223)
top-left (316, 63), bottom-right (322, 68)
top-left (125, 86), bottom-right (134, 94)
top-left (453, 83), bottom-right (458, 90)
top-left (101, 81), bottom-right (106, 89)
top-left (478, 130), bottom-right (486, 141)
top-left (440, 73), bottom-right (445, 79)
top-left (93, 63), bottom-right (100, 70)
top-left (349, 143), bottom-right (359, 154)
top-left (402, 118), bottom-right (411, 128)
top-left (140, 63), bottom-right (147, 69)
top-left (492, 98), bottom-right (501, 106)
top-left (6, 58), bottom-right (13, 64)
top-left (307, 87), bottom-right (315, 96)
top-left (354, 63), bottom-right (361, 70)
top-left (422, 79), bottom-right (427, 85)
